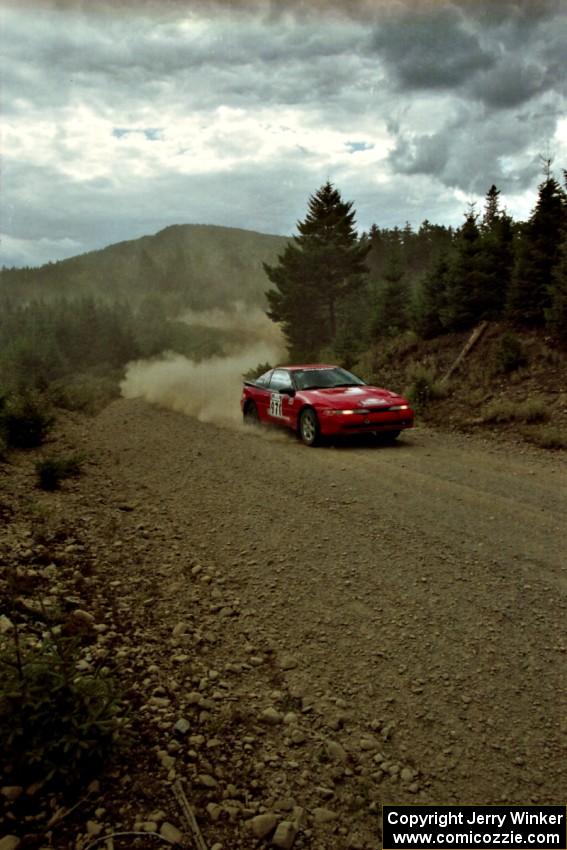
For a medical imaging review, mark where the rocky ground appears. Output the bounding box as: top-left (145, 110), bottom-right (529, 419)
top-left (1, 400), bottom-right (566, 850)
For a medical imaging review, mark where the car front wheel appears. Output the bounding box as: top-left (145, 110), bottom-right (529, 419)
top-left (299, 408), bottom-right (320, 446)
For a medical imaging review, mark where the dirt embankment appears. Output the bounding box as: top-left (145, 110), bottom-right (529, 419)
top-left (1, 401), bottom-right (566, 850)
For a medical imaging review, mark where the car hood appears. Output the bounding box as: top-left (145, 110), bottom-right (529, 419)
top-left (301, 386), bottom-right (407, 408)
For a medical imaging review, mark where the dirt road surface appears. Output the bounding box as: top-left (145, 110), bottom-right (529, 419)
top-left (84, 399), bottom-right (566, 809)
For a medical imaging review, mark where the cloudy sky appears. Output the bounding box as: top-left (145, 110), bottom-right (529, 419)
top-left (1, 0), bottom-right (565, 268)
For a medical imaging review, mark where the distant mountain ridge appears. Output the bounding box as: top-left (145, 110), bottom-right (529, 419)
top-left (0, 224), bottom-right (290, 310)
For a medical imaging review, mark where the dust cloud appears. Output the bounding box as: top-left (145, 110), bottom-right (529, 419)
top-left (179, 302), bottom-right (282, 355)
top-left (120, 304), bottom-right (286, 427)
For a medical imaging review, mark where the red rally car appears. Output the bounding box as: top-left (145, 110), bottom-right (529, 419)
top-left (241, 364), bottom-right (414, 446)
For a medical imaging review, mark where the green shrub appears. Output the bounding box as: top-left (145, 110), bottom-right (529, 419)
top-left (492, 333), bottom-right (527, 374)
top-left (36, 453), bottom-right (84, 491)
top-left (482, 398), bottom-right (549, 424)
top-left (0, 393), bottom-right (55, 449)
top-left (0, 634), bottom-right (126, 786)
top-left (405, 365), bottom-right (446, 411)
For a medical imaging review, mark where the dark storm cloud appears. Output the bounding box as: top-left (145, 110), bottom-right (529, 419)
top-left (370, 5), bottom-right (494, 91)
top-left (471, 59), bottom-right (549, 109)
top-left (368, 0), bottom-right (565, 109)
top-left (366, 0), bottom-right (566, 197)
top-left (5, 0), bottom-right (564, 25)
top-left (4, 0), bottom-right (562, 114)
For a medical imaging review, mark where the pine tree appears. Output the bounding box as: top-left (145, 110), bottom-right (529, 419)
top-left (264, 182), bottom-right (370, 360)
top-left (413, 254), bottom-right (451, 338)
top-left (479, 185), bottom-right (515, 318)
top-left (546, 231), bottom-right (567, 344)
top-left (507, 174), bottom-right (566, 324)
top-left (412, 220), bottom-right (454, 273)
top-left (444, 211), bottom-right (492, 330)
top-left (546, 175), bottom-right (567, 344)
top-left (371, 246), bottom-right (410, 338)
top-left (482, 184), bottom-right (501, 231)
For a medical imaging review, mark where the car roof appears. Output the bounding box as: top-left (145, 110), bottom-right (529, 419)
top-left (279, 364), bottom-right (338, 371)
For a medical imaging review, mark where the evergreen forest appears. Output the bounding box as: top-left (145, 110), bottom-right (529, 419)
top-left (264, 173), bottom-right (567, 365)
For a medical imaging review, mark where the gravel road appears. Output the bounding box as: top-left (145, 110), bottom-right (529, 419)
top-left (89, 399), bottom-right (567, 807)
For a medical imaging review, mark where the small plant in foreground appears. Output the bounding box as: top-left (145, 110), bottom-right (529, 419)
top-left (36, 453), bottom-right (84, 491)
top-left (0, 392), bottom-right (55, 449)
top-left (0, 630), bottom-right (126, 786)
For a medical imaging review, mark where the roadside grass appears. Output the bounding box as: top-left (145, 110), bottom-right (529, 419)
top-left (520, 425), bottom-right (567, 450)
top-left (481, 398), bottom-right (549, 425)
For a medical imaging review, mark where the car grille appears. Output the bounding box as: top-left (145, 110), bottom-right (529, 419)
top-left (343, 418), bottom-right (413, 430)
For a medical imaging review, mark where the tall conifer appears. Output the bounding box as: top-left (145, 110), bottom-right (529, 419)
top-left (507, 175), bottom-right (566, 324)
top-left (264, 182), bottom-right (369, 359)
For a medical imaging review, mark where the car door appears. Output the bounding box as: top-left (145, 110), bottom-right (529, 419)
top-left (251, 370), bottom-right (273, 422)
top-left (266, 369), bottom-right (296, 427)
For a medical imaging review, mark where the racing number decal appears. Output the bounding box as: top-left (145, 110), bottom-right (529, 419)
top-left (269, 393), bottom-right (283, 418)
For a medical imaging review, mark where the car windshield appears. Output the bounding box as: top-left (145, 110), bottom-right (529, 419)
top-left (294, 367), bottom-right (366, 390)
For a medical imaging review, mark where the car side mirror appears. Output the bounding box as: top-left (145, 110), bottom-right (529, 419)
top-left (279, 387), bottom-right (295, 397)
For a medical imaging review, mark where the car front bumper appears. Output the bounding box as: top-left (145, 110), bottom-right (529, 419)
top-left (319, 410), bottom-right (414, 436)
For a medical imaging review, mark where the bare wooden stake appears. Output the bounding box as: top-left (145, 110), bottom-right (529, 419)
top-left (173, 779), bottom-right (209, 850)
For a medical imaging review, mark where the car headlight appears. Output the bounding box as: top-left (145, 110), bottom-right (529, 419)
top-left (389, 404), bottom-right (409, 411)
top-left (322, 409), bottom-right (371, 415)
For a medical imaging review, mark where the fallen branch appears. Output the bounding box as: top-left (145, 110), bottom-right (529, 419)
top-left (441, 321), bottom-right (489, 384)
top-left (173, 779), bottom-right (208, 850)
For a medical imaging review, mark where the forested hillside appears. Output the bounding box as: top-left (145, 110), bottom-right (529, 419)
top-left (0, 224), bottom-right (288, 411)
